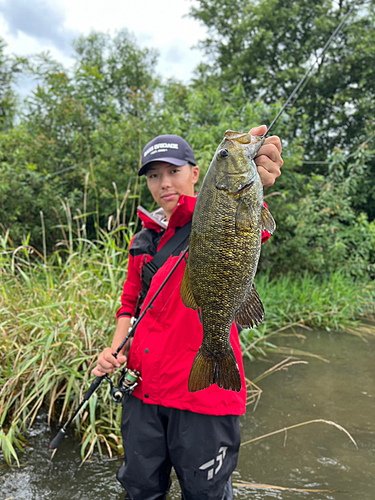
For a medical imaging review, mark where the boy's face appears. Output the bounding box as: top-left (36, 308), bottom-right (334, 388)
top-left (145, 161), bottom-right (199, 221)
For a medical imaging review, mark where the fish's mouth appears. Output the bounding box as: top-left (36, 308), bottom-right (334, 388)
top-left (222, 130), bottom-right (266, 158)
top-left (225, 131), bottom-right (253, 144)
top-left (224, 130), bottom-right (265, 145)
top-left (226, 171), bottom-right (250, 176)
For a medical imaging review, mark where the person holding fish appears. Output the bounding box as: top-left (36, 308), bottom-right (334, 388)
top-left (92, 125), bottom-right (283, 500)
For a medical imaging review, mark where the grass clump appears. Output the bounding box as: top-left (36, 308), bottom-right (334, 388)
top-left (240, 271), bottom-right (375, 358)
top-left (1, 229), bottom-right (374, 465)
top-left (0, 227), bottom-right (132, 464)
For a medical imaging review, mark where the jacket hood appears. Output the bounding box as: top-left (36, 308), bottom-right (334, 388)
top-left (137, 194), bottom-right (197, 232)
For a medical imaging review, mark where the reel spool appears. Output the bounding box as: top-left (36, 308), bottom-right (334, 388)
top-left (110, 368), bottom-right (141, 403)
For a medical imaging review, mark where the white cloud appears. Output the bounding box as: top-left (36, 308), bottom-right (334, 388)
top-left (0, 0), bottom-right (79, 55)
top-left (158, 38), bottom-right (202, 81)
top-left (0, 0), bottom-right (207, 87)
top-left (62, 0), bottom-right (207, 81)
top-left (61, 0), bottom-right (206, 47)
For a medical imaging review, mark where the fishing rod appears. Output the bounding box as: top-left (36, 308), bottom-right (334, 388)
top-left (50, 0), bottom-right (360, 454)
top-left (265, 0), bottom-right (361, 137)
top-left (49, 245), bottom-right (189, 453)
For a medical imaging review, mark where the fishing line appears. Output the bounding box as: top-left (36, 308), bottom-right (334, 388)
top-left (265, 0), bottom-right (361, 137)
top-left (301, 131), bottom-right (375, 163)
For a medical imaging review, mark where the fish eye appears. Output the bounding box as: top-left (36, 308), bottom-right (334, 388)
top-left (218, 149), bottom-right (229, 159)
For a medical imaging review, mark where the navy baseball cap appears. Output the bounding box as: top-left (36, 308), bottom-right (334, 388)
top-left (139, 134), bottom-right (196, 176)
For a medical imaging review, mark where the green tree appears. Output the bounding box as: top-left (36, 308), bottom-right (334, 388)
top-left (0, 30), bottom-right (161, 249)
top-left (190, 0), bottom-right (375, 224)
top-left (190, 1), bottom-right (375, 153)
top-left (0, 38), bottom-right (18, 131)
top-left (260, 143), bottom-right (375, 276)
top-left (2, 25), bottom-right (374, 280)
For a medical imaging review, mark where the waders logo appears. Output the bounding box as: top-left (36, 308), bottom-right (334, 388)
top-left (199, 446), bottom-right (228, 480)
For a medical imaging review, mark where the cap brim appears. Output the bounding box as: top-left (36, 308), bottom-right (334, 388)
top-left (138, 157), bottom-right (191, 176)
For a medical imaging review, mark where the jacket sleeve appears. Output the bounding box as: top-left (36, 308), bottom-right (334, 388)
top-left (261, 201), bottom-right (272, 245)
top-left (116, 237), bottom-right (143, 320)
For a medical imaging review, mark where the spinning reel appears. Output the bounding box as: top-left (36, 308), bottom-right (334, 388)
top-left (105, 368), bottom-right (141, 403)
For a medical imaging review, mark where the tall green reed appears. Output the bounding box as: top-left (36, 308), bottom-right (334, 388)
top-left (1, 203), bottom-right (375, 465)
top-left (240, 271), bottom-right (375, 359)
top-left (0, 200), bottom-right (134, 465)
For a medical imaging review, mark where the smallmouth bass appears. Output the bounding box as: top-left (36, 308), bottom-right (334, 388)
top-left (181, 130), bottom-right (276, 392)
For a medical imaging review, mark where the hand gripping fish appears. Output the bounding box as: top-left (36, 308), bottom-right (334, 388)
top-left (181, 130), bottom-right (276, 392)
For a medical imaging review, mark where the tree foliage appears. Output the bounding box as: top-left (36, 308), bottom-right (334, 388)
top-left (190, 0), bottom-right (375, 236)
top-left (0, 31), bottom-right (160, 247)
top-left (260, 145), bottom-right (375, 277)
top-left (0, 38), bottom-right (18, 130)
top-left (0, 22), bottom-right (374, 277)
top-left (190, 0), bottom-right (375, 152)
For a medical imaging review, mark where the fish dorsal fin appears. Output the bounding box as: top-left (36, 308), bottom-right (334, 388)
top-left (261, 206), bottom-right (276, 235)
top-left (180, 266), bottom-right (199, 309)
top-left (234, 284), bottom-right (264, 328)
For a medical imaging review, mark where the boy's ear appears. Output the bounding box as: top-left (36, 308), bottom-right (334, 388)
top-left (192, 166), bottom-right (200, 184)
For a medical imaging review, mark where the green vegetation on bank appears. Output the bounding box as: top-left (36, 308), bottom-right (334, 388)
top-left (1, 225), bottom-right (374, 464)
top-left (241, 272), bottom-right (375, 359)
top-left (0, 225), bottom-right (131, 464)
top-left (1, 0), bottom-right (375, 465)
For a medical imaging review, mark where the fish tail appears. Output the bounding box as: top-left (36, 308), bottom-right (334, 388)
top-left (188, 346), bottom-right (241, 393)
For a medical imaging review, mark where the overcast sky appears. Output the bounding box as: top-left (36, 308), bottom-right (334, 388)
top-left (0, 0), bottom-right (208, 93)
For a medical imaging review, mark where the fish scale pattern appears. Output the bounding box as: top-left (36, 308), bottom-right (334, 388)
top-left (181, 131), bottom-right (271, 392)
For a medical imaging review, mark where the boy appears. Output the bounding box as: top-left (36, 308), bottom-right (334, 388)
top-left (93, 126), bottom-right (282, 499)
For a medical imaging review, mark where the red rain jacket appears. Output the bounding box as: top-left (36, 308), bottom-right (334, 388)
top-left (116, 194), bottom-right (270, 415)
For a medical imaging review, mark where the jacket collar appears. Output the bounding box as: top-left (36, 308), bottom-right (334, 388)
top-left (137, 194), bottom-right (197, 232)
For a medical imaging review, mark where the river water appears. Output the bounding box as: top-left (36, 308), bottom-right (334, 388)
top-left (1, 330), bottom-right (374, 500)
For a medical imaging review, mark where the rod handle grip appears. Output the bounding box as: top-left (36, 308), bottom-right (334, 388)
top-left (49, 428), bottom-right (66, 450)
top-left (84, 375), bottom-right (104, 401)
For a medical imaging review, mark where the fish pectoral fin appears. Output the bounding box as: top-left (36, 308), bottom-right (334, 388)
top-left (261, 206), bottom-right (276, 235)
top-left (235, 199), bottom-right (254, 232)
top-left (234, 284), bottom-right (264, 328)
top-left (188, 345), bottom-right (241, 392)
top-left (180, 267), bottom-right (199, 309)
